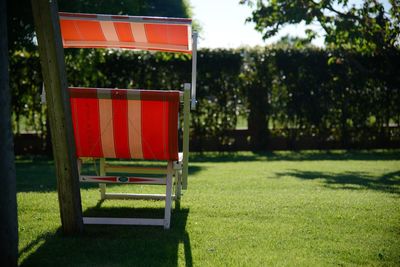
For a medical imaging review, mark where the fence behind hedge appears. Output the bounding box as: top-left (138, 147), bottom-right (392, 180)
top-left (11, 47), bottom-right (400, 152)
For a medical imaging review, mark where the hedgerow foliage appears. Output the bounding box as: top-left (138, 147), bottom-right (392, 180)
top-left (11, 47), bottom-right (400, 149)
top-left (244, 47), bottom-right (400, 148)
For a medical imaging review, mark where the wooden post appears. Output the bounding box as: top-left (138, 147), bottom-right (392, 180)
top-left (31, 0), bottom-right (83, 234)
top-left (182, 83), bottom-right (191, 189)
top-left (0, 0), bottom-right (18, 264)
top-left (99, 158), bottom-right (106, 200)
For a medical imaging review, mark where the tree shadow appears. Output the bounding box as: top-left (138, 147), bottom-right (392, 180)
top-left (15, 150), bottom-right (399, 193)
top-left (275, 170), bottom-right (400, 195)
top-left (190, 150), bottom-right (400, 163)
top-left (16, 157), bottom-right (203, 193)
top-left (16, 160), bottom-right (57, 193)
top-left (20, 205), bottom-right (192, 266)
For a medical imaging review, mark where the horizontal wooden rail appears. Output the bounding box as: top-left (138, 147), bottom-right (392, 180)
top-left (104, 165), bottom-right (167, 175)
top-left (80, 176), bottom-right (165, 184)
top-left (104, 193), bottom-right (176, 200)
top-left (83, 217), bottom-right (165, 226)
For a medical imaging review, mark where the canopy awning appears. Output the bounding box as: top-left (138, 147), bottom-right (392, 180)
top-left (59, 12), bottom-right (193, 53)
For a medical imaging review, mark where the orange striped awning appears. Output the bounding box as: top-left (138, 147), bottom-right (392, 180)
top-left (69, 88), bottom-right (180, 161)
top-left (59, 12), bottom-right (193, 53)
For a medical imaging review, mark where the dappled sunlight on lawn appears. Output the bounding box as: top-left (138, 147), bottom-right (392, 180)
top-left (16, 150), bottom-right (400, 266)
top-left (275, 170), bottom-right (400, 195)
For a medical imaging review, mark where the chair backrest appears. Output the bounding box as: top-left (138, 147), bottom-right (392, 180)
top-left (69, 87), bottom-right (180, 161)
top-left (59, 12), bottom-right (193, 53)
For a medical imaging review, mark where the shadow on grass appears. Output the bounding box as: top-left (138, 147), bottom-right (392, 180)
top-left (276, 170), bottom-right (400, 195)
top-left (20, 206), bottom-right (192, 266)
top-left (16, 158), bottom-right (203, 193)
top-left (16, 150), bottom-right (399, 193)
top-left (16, 160), bottom-right (57, 193)
top-left (190, 150), bottom-right (400, 163)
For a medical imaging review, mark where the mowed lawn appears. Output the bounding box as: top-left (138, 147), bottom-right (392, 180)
top-left (16, 150), bottom-right (400, 266)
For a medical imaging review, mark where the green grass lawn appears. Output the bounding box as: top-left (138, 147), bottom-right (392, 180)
top-left (16, 150), bottom-right (400, 266)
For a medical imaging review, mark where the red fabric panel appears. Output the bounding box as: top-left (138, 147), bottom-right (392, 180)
top-left (69, 88), bottom-right (103, 157)
top-left (70, 88), bottom-right (98, 98)
top-left (140, 93), bottom-right (165, 160)
top-left (128, 177), bottom-right (154, 183)
top-left (111, 90), bottom-right (131, 159)
top-left (59, 12), bottom-right (192, 53)
top-left (114, 22), bottom-right (135, 42)
top-left (70, 88), bottom-right (179, 160)
top-left (167, 94), bottom-right (179, 160)
top-left (75, 21), bottom-right (105, 41)
top-left (145, 24), bottom-right (188, 46)
top-left (141, 91), bottom-right (179, 160)
top-left (60, 20), bottom-right (81, 41)
top-left (92, 177), bottom-right (118, 182)
top-left (111, 15), bottom-right (130, 20)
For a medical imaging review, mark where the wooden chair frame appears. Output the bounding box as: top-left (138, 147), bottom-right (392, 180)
top-left (76, 85), bottom-right (191, 229)
top-left (58, 12), bottom-right (197, 229)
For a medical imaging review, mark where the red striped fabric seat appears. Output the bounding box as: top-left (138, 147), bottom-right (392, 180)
top-left (69, 88), bottom-right (180, 161)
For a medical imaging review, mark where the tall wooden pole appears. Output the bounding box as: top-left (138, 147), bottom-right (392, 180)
top-left (31, 0), bottom-right (83, 234)
top-left (0, 0), bottom-right (19, 264)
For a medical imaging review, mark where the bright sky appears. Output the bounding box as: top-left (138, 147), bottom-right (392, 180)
top-left (190, 0), bottom-right (323, 48)
top-left (190, 0), bottom-right (391, 49)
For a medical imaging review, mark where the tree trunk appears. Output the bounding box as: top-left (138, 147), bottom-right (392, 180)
top-left (247, 84), bottom-right (268, 151)
top-left (0, 0), bottom-right (19, 265)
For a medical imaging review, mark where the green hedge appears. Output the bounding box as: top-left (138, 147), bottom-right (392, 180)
top-left (10, 47), bottom-right (400, 150)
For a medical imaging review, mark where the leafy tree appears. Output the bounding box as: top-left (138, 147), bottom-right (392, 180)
top-left (240, 0), bottom-right (399, 54)
top-left (240, 0), bottom-right (399, 149)
top-left (273, 35), bottom-right (315, 49)
top-left (8, 0), bottom-right (193, 51)
top-left (59, 0), bottom-right (192, 17)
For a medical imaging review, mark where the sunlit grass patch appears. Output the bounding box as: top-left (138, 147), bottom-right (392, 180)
top-left (17, 150), bottom-right (400, 266)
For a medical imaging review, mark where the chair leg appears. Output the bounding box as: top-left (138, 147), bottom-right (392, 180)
top-left (99, 158), bottom-right (106, 200)
top-left (164, 161), bottom-right (173, 229)
top-left (99, 184), bottom-right (106, 200)
top-left (175, 170), bottom-right (182, 201)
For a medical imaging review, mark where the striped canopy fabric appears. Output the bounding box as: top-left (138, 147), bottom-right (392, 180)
top-left (59, 12), bottom-right (192, 53)
top-left (69, 88), bottom-right (180, 161)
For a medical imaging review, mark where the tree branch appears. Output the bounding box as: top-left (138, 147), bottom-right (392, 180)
top-left (326, 3), bottom-right (361, 21)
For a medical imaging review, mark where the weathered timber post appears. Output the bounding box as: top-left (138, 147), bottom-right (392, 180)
top-left (0, 0), bottom-right (19, 265)
top-left (31, 0), bottom-right (83, 234)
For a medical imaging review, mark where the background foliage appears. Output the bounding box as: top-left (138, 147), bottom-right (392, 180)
top-left (240, 0), bottom-right (399, 55)
top-left (8, 0), bottom-right (399, 152)
top-left (11, 47), bottom-right (400, 151)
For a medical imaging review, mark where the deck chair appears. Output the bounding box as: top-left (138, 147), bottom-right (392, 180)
top-left (59, 12), bottom-right (197, 229)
